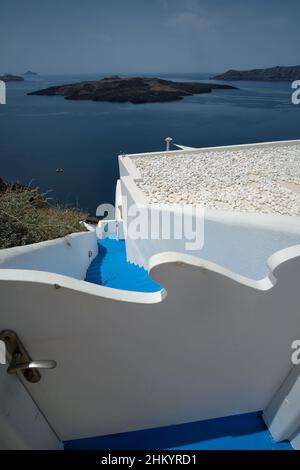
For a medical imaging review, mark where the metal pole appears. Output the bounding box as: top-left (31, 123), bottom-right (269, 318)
top-left (165, 137), bottom-right (173, 152)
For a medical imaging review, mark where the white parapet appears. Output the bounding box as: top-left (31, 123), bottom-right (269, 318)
top-left (0, 368), bottom-right (62, 449)
top-left (0, 230), bottom-right (98, 280)
top-left (0, 140), bottom-right (299, 447)
top-left (263, 365), bottom-right (300, 449)
top-left (118, 142), bottom-right (300, 279)
top-left (0, 243), bottom-right (300, 442)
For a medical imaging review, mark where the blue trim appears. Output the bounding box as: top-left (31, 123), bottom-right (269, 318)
top-left (85, 238), bottom-right (161, 292)
top-left (64, 412), bottom-right (292, 450)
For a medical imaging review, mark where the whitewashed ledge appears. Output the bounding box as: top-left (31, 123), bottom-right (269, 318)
top-left (132, 140), bottom-right (300, 216)
top-left (0, 141), bottom-right (300, 449)
top-left (118, 140), bottom-right (300, 279)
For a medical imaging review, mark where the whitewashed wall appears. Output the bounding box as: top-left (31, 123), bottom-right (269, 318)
top-left (125, 138), bottom-right (300, 160)
top-left (0, 231), bottom-right (98, 280)
top-left (0, 140), bottom-right (299, 447)
top-left (0, 245), bottom-right (299, 441)
top-left (264, 364), bottom-right (300, 449)
top-left (291, 429), bottom-right (300, 450)
top-left (120, 159), bottom-right (300, 279)
top-left (0, 367), bottom-right (61, 449)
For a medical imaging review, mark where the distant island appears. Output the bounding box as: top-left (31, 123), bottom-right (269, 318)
top-left (23, 71), bottom-right (38, 76)
top-left (213, 65), bottom-right (300, 81)
top-left (0, 74), bottom-right (24, 82)
top-left (28, 76), bottom-right (237, 104)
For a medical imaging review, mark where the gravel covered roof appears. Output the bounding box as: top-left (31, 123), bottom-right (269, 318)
top-left (133, 144), bottom-right (300, 216)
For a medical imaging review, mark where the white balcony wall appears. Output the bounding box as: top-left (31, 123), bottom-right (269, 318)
top-left (118, 143), bottom-right (300, 280)
top-left (0, 231), bottom-right (98, 280)
top-left (0, 244), bottom-right (299, 441)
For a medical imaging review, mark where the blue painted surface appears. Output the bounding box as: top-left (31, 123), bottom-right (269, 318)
top-left (85, 238), bottom-right (161, 293)
top-left (64, 412), bottom-right (292, 450)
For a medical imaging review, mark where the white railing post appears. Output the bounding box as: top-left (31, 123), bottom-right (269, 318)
top-left (165, 137), bottom-right (173, 151)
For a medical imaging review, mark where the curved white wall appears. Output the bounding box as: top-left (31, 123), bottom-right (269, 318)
top-left (0, 246), bottom-right (299, 441)
top-left (119, 142), bottom-right (300, 280)
top-left (0, 231), bottom-right (98, 280)
top-left (0, 368), bottom-right (61, 449)
top-left (263, 365), bottom-right (300, 449)
top-left (120, 175), bottom-right (300, 279)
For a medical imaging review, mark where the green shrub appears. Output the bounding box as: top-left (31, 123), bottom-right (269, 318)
top-left (0, 186), bottom-right (87, 249)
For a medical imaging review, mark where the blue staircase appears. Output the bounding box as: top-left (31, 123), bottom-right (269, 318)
top-left (85, 237), bottom-right (161, 293)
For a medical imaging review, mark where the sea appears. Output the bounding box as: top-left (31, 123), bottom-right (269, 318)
top-left (0, 73), bottom-right (299, 215)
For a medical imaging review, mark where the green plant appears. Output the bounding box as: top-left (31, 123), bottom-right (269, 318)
top-left (0, 186), bottom-right (87, 249)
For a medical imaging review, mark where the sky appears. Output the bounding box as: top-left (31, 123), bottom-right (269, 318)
top-left (1, 0), bottom-right (300, 75)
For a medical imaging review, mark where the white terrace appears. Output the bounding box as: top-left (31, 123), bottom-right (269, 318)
top-left (117, 140), bottom-right (300, 279)
top-left (0, 140), bottom-right (300, 449)
top-left (131, 140), bottom-right (300, 216)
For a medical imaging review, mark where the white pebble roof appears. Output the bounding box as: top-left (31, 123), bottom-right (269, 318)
top-left (133, 145), bottom-right (300, 216)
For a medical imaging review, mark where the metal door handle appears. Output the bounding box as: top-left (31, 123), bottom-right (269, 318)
top-left (7, 357), bottom-right (56, 374)
top-left (0, 330), bottom-right (56, 383)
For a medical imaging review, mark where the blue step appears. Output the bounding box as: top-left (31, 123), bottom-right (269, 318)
top-left (64, 411), bottom-right (293, 450)
top-left (85, 238), bottom-right (161, 293)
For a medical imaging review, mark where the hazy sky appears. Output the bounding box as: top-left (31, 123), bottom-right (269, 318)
top-left (1, 0), bottom-right (300, 74)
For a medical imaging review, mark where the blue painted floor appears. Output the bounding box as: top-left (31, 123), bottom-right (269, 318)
top-left (64, 412), bottom-right (292, 450)
top-left (85, 238), bottom-right (161, 292)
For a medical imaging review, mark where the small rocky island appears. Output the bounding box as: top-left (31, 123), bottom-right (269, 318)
top-left (23, 70), bottom-right (38, 76)
top-left (214, 65), bottom-right (300, 81)
top-left (0, 74), bottom-right (24, 82)
top-left (28, 76), bottom-right (237, 104)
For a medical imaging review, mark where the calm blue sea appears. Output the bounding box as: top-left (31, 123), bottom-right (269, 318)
top-left (0, 73), bottom-right (299, 214)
